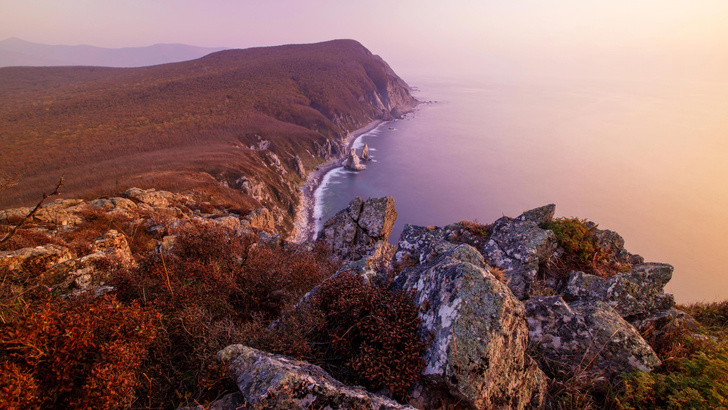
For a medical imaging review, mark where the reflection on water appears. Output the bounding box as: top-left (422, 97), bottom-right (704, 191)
top-left (316, 77), bottom-right (728, 303)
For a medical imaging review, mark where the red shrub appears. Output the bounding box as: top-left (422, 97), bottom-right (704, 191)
top-left (308, 272), bottom-right (427, 400)
top-left (0, 295), bottom-right (157, 409)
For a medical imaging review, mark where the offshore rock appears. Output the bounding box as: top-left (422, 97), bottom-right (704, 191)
top-left (217, 345), bottom-right (414, 410)
top-left (317, 196), bottom-right (397, 261)
top-left (563, 263), bottom-right (675, 320)
top-left (526, 296), bottom-right (661, 381)
top-left (481, 212), bottom-right (558, 300)
top-left (391, 245), bottom-right (547, 409)
top-left (344, 148), bottom-right (366, 171)
top-left (361, 143), bottom-right (371, 161)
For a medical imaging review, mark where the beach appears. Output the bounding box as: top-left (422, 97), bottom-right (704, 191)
top-left (292, 120), bottom-right (383, 243)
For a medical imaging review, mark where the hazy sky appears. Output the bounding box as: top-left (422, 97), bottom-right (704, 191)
top-left (2, 0), bottom-right (728, 82)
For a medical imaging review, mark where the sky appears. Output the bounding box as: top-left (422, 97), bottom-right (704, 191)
top-left (2, 0), bottom-right (728, 83)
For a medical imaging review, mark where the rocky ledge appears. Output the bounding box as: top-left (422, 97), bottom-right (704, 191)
top-left (2, 194), bottom-right (689, 409)
top-left (202, 199), bottom-right (682, 409)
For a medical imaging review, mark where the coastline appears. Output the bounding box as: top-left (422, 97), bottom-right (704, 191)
top-left (292, 120), bottom-right (384, 243)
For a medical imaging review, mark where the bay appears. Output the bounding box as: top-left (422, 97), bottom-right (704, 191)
top-left (314, 76), bottom-right (728, 303)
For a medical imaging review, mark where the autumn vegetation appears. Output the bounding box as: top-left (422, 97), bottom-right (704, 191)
top-left (0, 211), bottom-right (428, 408)
top-left (0, 40), bottom-right (410, 233)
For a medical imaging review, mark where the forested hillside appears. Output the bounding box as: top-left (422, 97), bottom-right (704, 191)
top-left (0, 39), bottom-right (416, 233)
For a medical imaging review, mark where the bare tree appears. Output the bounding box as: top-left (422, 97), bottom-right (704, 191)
top-left (0, 177), bottom-right (64, 246)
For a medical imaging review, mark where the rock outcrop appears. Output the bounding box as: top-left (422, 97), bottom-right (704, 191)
top-left (292, 155), bottom-right (306, 178)
top-left (481, 206), bottom-right (558, 300)
top-left (361, 143), bottom-right (371, 161)
top-left (2, 192), bottom-right (690, 409)
top-left (218, 345), bottom-right (414, 410)
top-left (564, 263), bottom-right (675, 320)
top-left (316, 196), bottom-right (397, 261)
top-left (344, 148), bottom-right (366, 171)
top-left (526, 296), bottom-right (661, 381)
top-left (392, 245), bottom-right (547, 409)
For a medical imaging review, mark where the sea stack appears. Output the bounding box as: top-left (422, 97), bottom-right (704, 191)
top-left (361, 143), bottom-right (371, 161)
top-left (344, 148), bottom-right (365, 170)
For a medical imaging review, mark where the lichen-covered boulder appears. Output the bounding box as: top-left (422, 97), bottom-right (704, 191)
top-left (393, 224), bottom-right (458, 267)
top-left (563, 263), bottom-right (675, 320)
top-left (391, 244), bottom-right (546, 409)
top-left (588, 224), bottom-right (645, 265)
top-left (526, 296), bottom-right (661, 380)
top-left (516, 204), bottom-right (556, 226)
top-left (217, 345), bottom-right (414, 410)
top-left (317, 197), bottom-right (397, 261)
top-left (481, 213), bottom-right (558, 299)
top-left (392, 223), bottom-right (489, 268)
top-left (631, 308), bottom-right (699, 344)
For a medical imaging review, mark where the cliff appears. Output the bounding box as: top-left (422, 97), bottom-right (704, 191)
top-left (0, 39), bottom-right (417, 234)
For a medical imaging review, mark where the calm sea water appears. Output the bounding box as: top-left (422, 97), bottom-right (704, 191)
top-left (314, 77), bottom-right (728, 303)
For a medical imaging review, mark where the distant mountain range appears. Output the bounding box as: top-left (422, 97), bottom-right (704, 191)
top-left (0, 38), bottom-right (226, 67)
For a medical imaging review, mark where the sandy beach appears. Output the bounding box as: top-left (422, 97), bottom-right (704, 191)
top-left (292, 120), bottom-right (384, 243)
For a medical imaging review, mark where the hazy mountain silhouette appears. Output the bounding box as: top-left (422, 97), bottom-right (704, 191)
top-left (0, 38), bottom-right (226, 67)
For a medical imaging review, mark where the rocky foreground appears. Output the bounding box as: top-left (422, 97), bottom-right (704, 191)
top-left (0, 193), bottom-right (701, 409)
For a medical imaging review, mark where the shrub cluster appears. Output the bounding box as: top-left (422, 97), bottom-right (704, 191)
top-left (256, 272), bottom-right (427, 401)
top-left (615, 306), bottom-right (728, 409)
top-left (542, 217), bottom-right (626, 281)
top-left (0, 295), bottom-right (156, 409)
top-left (109, 221), bottom-right (338, 407)
top-left (0, 218), bottom-right (342, 409)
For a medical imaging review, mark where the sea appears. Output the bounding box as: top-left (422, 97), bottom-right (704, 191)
top-left (313, 76), bottom-right (728, 303)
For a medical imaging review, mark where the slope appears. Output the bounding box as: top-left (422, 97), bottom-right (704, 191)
top-left (0, 39), bottom-right (417, 234)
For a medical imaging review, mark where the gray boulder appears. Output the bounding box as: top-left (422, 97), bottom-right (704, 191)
top-left (481, 213), bottom-right (558, 299)
top-left (589, 224), bottom-right (645, 265)
top-left (563, 263), bottom-right (675, 320)
top-left (317, 197), bottom-right (397, 261)
top-left (344, 148), bottom-right (366, 171)
top-left (391, 244), bottom-right (547, 409)
top-left (516, 204), bottom-right (556, 226)
top-left (217, 345), bottom-right (414, 410)
top-left (392, 223), bottom-right (490, 268)
top-left (526, 296), bottom-right (661, 381)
